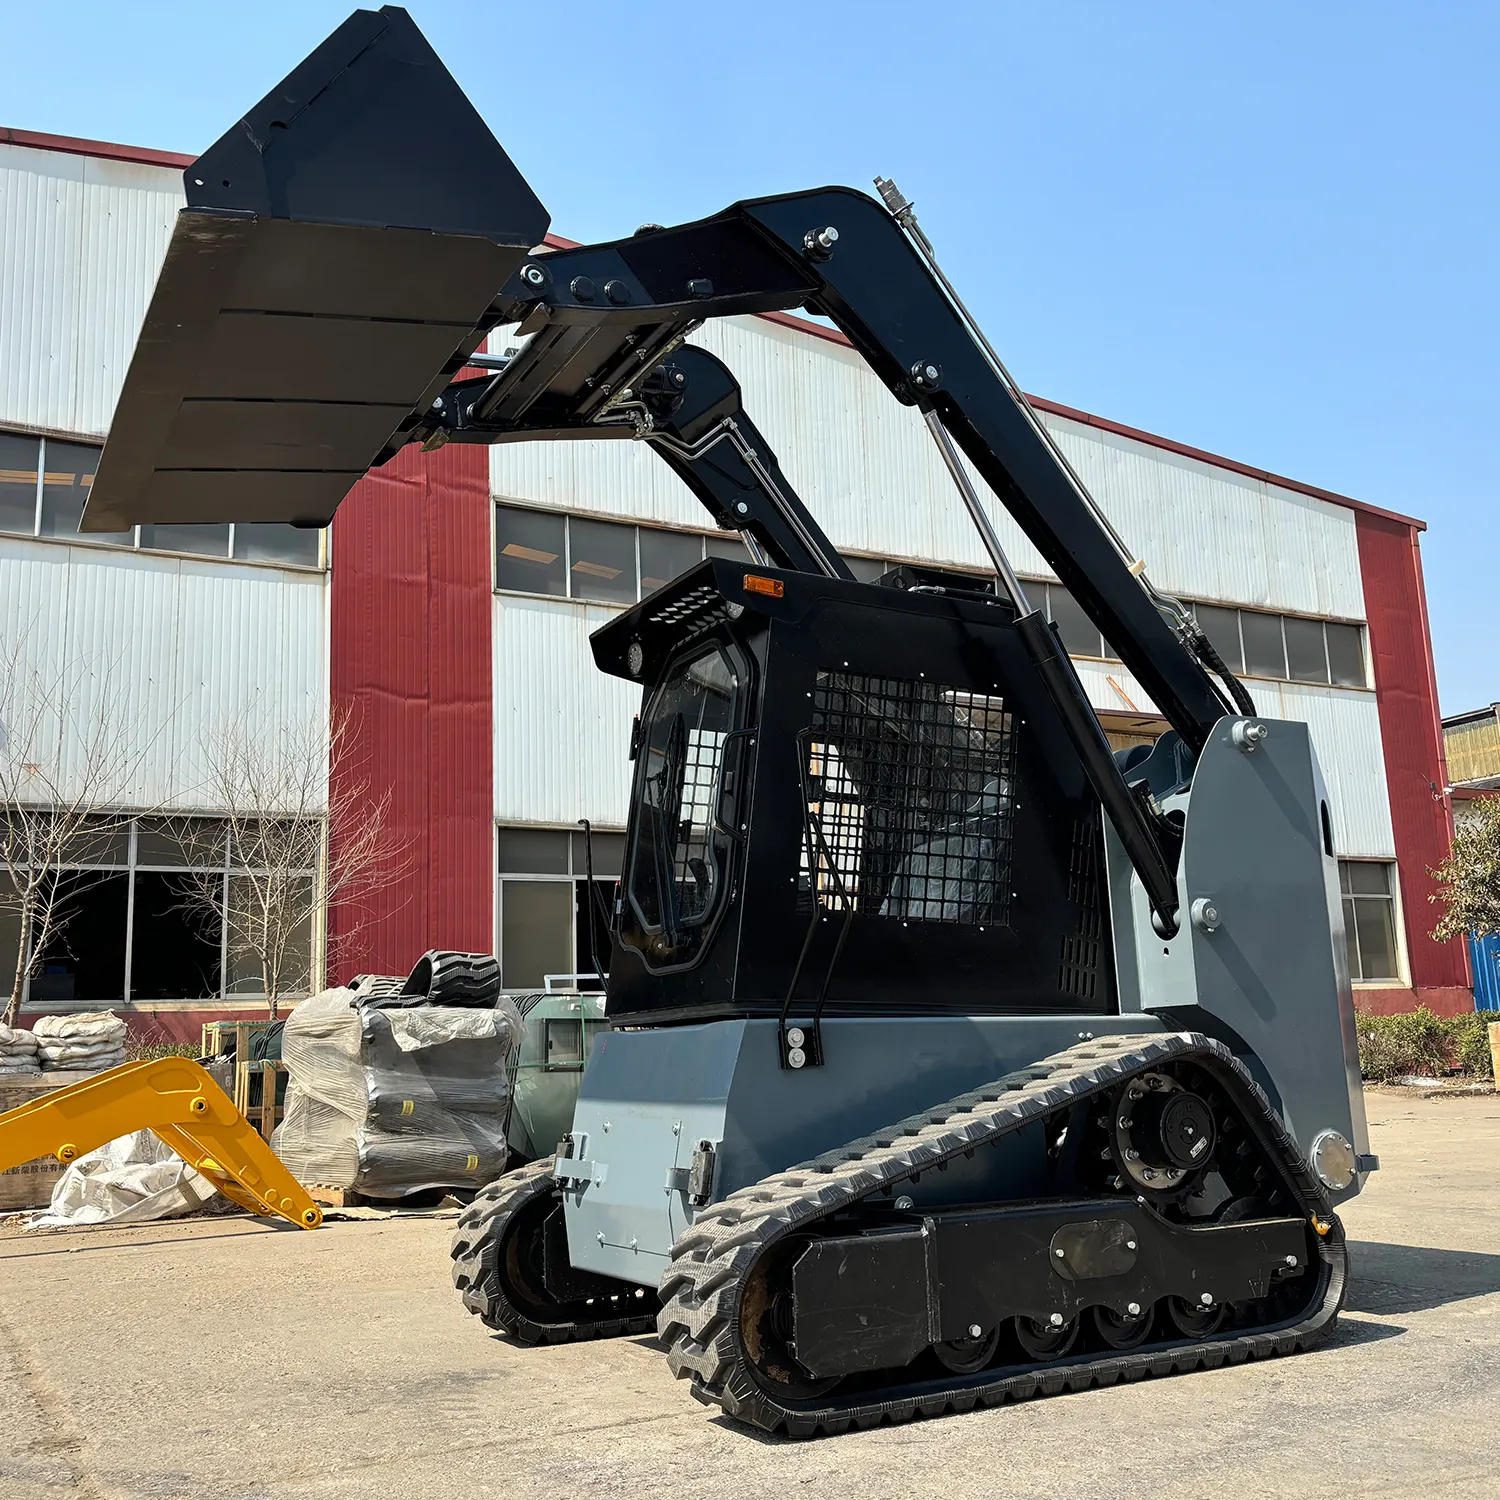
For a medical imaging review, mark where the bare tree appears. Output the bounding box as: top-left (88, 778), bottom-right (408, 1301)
top-left (0, 633), bottom-right (164, 1027)
top-left (176, 705), bottom-right (409, 1018)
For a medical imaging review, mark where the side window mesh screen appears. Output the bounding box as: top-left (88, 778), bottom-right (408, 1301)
top-left (800, 672), bottom-right (1016, 926)
top-left (632, 649), bottom-right (736, 937)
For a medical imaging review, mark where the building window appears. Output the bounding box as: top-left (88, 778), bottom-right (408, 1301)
top-left (1339, 859), bottom-right (1400, 982)
top-left (139, 522), bottom-right (231, 558)
top-left (489, 501), bottom-right (1370, 690)
top-left (0, 431), bottom-right (41, 535)
top-left (495, 503), bottom-right (760, 606)
top-left (1042, 583), bottom-right (1121, 661)
top-left (496, 825), bottom-right (626, 990)
top-left (495, 505), bottom-right (567, 595)
top-left (232, 523), bottom-right (322, 568)
top-left (3, 813), bottom-right (317, 1008)
top-left (568, 517), bottom-right (638, 605)
top-left (0, 430), bottom-right (325, 568)
top-left (640, 528), bottom-right (709, 594)
top-left (1191, 603), bottom-right (1368, 689)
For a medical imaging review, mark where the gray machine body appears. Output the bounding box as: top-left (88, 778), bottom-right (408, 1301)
top-left (561, 717), bottom-right (1371, 1288)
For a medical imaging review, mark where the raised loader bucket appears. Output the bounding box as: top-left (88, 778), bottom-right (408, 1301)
top-left (82, 5), bottom-right (549, 534)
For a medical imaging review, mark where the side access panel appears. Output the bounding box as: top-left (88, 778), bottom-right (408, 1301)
top-left (1106, 716), bottom-right (1370, 1198)
top-left (84, 5), bottom-right (550, 533)
top-left (563, 1012), bottom-right (1169, 1285)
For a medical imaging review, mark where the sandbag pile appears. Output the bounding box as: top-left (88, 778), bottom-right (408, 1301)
top-left (32, 1011), bottom-right (127, 1072)
top-left (0, 1022), bottom-right (40, 1075)
top-left (273, 973), bottom-right (522, 1197)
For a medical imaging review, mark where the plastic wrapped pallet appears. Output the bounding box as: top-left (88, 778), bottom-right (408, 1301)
top-left (273, 987), bottom-right (523, 1196)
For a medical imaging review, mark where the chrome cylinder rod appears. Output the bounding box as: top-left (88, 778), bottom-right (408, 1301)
top-left (922, 408), bottom-right (1031, 614)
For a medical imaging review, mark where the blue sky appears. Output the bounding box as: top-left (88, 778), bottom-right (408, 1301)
top-left (4, 1), bottom-right (1495, 712)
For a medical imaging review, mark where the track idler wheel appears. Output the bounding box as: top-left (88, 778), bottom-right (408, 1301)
top-left (739, 1237), bottom-right (841, 1401)
top-left (1092, 1301), bottom-right (1156, 1350)
top-left (932, 1326), bottom-right (1000, 1374)
top-left (1014, 1313), bottom-right (1079, 1361)
top-left (1167, 1295), bottom-right (1227, 1338)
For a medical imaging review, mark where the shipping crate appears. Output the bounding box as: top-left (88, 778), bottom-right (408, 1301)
top-left (0, 1071), bottom-right (100, 1210)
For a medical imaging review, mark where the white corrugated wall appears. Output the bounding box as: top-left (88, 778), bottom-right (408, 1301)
top-left (490, 315), bottom-right (1391, 855)
top-left (0, 145), bottom-right (181, 437)
top-left (493, 594), bottom-right (639, 827)
top-left (0, 537), bottom-right (325, 810)
top-left (491, 316), bottom-right (1367, 622)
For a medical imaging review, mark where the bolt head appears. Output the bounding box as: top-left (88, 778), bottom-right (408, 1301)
top-left (1126, 1302), bottom-right (1141, 1316)
top-left (522, 263), bottom-right (546, 286)
top-left (1285, 1254), bottom-right (1298, 1266)
top-left (1126, 1239), bottom-right (1137, 1251)
top-left (788, 1047), bottom-right (806, 1069)
top-left (1049, 1313), bottom-right (1064, 1327)
top-left (894, 1195), bottom-right (914, 1210)
top-left (968, 1323), bottom-right (983, 1338)
top-left (785, 1026), bottom-right (805, 1048)
top-left (1055, 1247), bottom-right (1065, 1258)
top-left (736, 501), bottom-right (750, 514)
top-left (1200, 1292), bottom-right (1214, 1305)
top-left (925, 364), bottom-right (939, 380)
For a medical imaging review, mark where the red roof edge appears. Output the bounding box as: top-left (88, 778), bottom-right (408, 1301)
top-left (1, 126), bottom-right (195, 170)
top-left (0, 134), bottom-right (1428, 534)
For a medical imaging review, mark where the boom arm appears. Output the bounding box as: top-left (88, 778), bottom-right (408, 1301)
top-left (439, 343), bottom-right (853, 580)
top-left (425, 192), bottom-right (1227, 752)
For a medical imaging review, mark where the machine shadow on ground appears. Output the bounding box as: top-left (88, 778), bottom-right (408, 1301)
top-left (1344, 1241), bottom-right (1500, 1314)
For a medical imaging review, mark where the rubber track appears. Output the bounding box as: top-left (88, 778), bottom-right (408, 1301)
top-left (657, 1031), bottom-right (1348, 1437)
top-left (451, 1160), bottom-right (659, 1344)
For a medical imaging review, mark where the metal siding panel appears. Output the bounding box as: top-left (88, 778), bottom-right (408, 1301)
top-left (0, 535), bottom-right (325, 809)
top-left (1468, 933), bottom-right (1498, 1011)
top-left (1041, 415), bottom-right (1366, 620)
top-left (1271, 682), bottom-right (1394, 858)
top-left (492, 594), bottom-right (638, 827)
top-left (1356, 512), bottom-right (1468, 993)
top-left (486, 316), bottom-right (1367, 625)
top-left (327, 444), bottom-right (494, 981)
top-left (0, 145), bottom-right (83, 432)
top-left (74, 155), bottom-right (182, 436)
top-left (0, 145), bottom-right (182, 437)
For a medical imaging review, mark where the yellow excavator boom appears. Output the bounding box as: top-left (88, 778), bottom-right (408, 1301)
top-left (0, 1057), bottom-right (322, 1229)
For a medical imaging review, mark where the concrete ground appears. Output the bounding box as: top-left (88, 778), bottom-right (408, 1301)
top-left (2, 1088), bottom-right (1498, 1500)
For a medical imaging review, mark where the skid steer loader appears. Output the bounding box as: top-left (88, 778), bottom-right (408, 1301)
top-left (85, 7), bottom-right (1375, 1436)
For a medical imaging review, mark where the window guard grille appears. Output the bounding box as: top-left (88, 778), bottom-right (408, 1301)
top-left (798, 671), bottom-right (1016, 926)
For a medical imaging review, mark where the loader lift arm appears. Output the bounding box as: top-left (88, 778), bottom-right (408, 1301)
top-left (0, 1058), bottom-right (323, 1229)
top-left (438, 343), bottom-right (854, 580)
top-left (419, 198), bottom-right (1239, 929)
top-left (421, 192), bottom-right (1230, 752)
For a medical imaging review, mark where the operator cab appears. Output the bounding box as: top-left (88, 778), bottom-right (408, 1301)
top-left (591, 558), bottom-right (1117, 1027)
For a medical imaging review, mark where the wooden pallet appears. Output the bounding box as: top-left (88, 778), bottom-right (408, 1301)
top-left (233, 1059), bottom-right (287, 1144)
top-left (306, 1183), bottom-right (469, 1209)
top-left (307, 1184), bottom-right (400, 1208)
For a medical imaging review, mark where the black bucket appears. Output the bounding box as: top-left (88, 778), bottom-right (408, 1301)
top-left (85, 6), bottom-right (550, 534)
